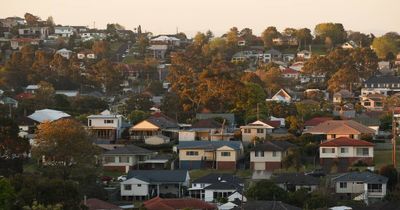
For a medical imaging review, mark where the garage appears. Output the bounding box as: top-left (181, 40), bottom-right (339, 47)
top-left (254, 162), bottom-right (265, 170)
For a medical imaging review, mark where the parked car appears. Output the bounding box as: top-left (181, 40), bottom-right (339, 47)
top-left (117, 175), bottom-right (127, 182)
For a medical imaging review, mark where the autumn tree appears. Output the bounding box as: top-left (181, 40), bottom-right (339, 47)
top-left (372, 33), bottom-right (400, 59)
top-left (327, 67), bottom-right (358, 92)
top-left (32, 119), bottom-right (100, 180)
top-left (296, 28), bottom-right (313, 49)
top-left (35, 81), bottom-right (56, 109)
top-left (256, 67), bottom-right (283, 95)
top-left (314, 23), bottom-right (347, 46)
top-left (348, 31), bottom-right (372, 47)
top-left (124, 93), bottom-right (154, 113)
top-left (24, 13), bottom-right (40, 26)
top-left (92, 40), bottom-right (110, 59)
top-left (261, 26), bottom-right (280, 48)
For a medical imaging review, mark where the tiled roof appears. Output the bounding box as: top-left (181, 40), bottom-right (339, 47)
top-left (305, 120), bottom-right (375, 135)
top-left (232, 201), bottom-right (301, 210)
top-left (281, 68), bottom-right (299, 74)
top-left (146, 112), bottom-right (178, 129)
top-left (365, 75), bottom-right (400, 85)
top-left (143, 196), bottom-right (216, 210)
top-left (304, 117), bottom-right (333, 127)
top-left (319, 137), bottom-right (374, 147)
top-left (84, 198), bottom-right (122, 210)
top-left (252, 141), bottom-right (294, 152)
top-left (273, 173), bottom-right (320, 185)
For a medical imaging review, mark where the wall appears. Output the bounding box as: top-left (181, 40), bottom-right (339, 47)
top-left (250, 151), bottom-right (282, 162)
top-left (335, 181), bottom-right (364, 194)
top-left (120, 178), bottom-right (149, 196)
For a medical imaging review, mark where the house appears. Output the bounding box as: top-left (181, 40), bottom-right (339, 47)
top-left (250, 141), bottom-right (294, 171)
top-left (360, 94), bottom-right (385, 111)
top-left (87, 110), bottom-right (124, 141)
top-left (18, 27), bottom-right (49, 39)
top-left (120, 170), bottom-right (190, 200)
top-left (332, 171), bottom-right (388, 204)
top-left (10, 38), bottom-right (40, 50)
top-left (232, 201), bottom-right (301, 210)
top-left (266, 89), bottom-right (292, 103)
top-left (28, 109), bottom-right (70, 123)
top-left (102, 144), bottom-right (156, 172)
top-left (240, 120), bottom-right (280, 143)
top-left (333, 89), bottom-right (354, 104)
top-left (55, 48), bottom-right (73, 59)
top-left (145, 134), bottom-right (170, 145)
top-left (25, 85), bottom-right (40, 94)
top-left (273, 173), bottom-right (320, 192)
top-left (143, 196), bottom-right (216, 210)
top-left (0, 97), bottom-right (18, 108)
top-left (304, 117), bottom-right (333, 131)
top-left (77, 50), bottom-right (97, 59)
top-left (148, 45), bottom-right (168, 59)
top-left (272, 37), bottom-right (298, 46)
top-left (354, 112), bottom-right (382, 135)
top-left (333, 103), bottom-right (356, 119)
top-left (237, 37), bottom-right (246, 46)
top-left (297, 50), bottom-right (311, 60)
top-left (281, 68), bottom-right (300, 79)
top-left (320, 137), bottom-right (374, 171)
top-left (55, 90), bottom-right (79, 97)
top-left (306, 120), bottom-right (375, 140)
top-left (231, 51), bottom-right (248, 63)
top-left (196, 113), bottom-right (235, 129)
top-left (362, 75), bottom-right (400, 96)
top-left (179, 119), bottom-right (233, 142)
top-left (54, 26), bottom-right (75, 37)
top-left (189, 173), bottom-right (245, 202)
top-left (282, 53), bottom-right (295, 62)
top-left (0, 17), bottom-right (25, 28)
top-left (176, 141), bottom-right (243, 170)
top-left (150, 35), bottom-right (181, 47)
top-left (263, 49), bottom-right (282, 63)
top-left (129, 112), bottom-right (179, 141)
top-left (341, 41), bottom-right (359, 49)
top-left (83, 198), bottom-right (122, 210)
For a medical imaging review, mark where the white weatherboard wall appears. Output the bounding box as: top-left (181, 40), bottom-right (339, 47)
top-left (120, 177), bottom-right (149, 196)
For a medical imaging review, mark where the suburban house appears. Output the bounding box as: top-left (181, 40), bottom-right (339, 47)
top-left (304, 117), bottom-right (333, 131)
top-left (143, 196), bottom-right (216, 210)
top-left (333, 89), bottom-right (354, 104)
top-left (341, 41), bottom-right (359, 49)
top-left (120, 170), bottom-right (190, 200)
top-left (18, 26), bottom-right (49, 39)
top-left (273, 173), bottom-right (320, 192)
top-left (332, 171), bottom-right (388, 204)
top-left (263, 49), bottom-right (282, 63)
top-left (361, 75), bottom-right (400, 96)
top-left (148, 45), bottom-right (168, 59)
top-left (28, 109), bottom-right (70, 123)
top-left (176, 141), bottom-right (243, 170)
top-left (281, 68), bottom-right (300, 79)
top-left (129, 112), bottom-right (179, 141)
top-left (150, 35), bottom-right (181, 47)
top-left (10, 38), bottom-right (40, 50)
top-left (360, 94), bottom-right (385, 111)
top-left (87, 110), bottom-right (124, 141)
top-left (77, 50), bottom-right (97, 59)
top-left (102, 144), bottom-right (156, 172)
top-left (178, 119), bottom-right (233, 141)
top-left (305, 120), bottom-right (376, 140)
top-left (266, 89), bottom-right (292, 103)
top-left (54, 26), bottom-right (75, 37)
top-left (319, 137), bottom-right (374, 171)
top-left (189, 173), bottom-right (246, 203)
top-left (297, 50), bottom-right (311, 60)
top-left (0, 96), bottom-right (18, 108)
top-left (240, 120), bottom-right (280, 143)
top-left (250, 141), bottom-right (295, 171)
top-left (55, 48), bottom-right (73, 59)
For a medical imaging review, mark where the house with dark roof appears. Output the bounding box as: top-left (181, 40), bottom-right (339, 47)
top-left (332, 171), bottom-right (388, 204)
top-left (305, 120), bottom-right (376, 140)
top-left (362, 75), bottom-right (400, 96)
top-left (143, 196), bottom-right (216, 210)
top-left (320, 137), bottom-right (374, 172)
top-left (178, 119), bottom-right (234, 141)
top-left (189, 173), bottom-right (245, 202)
top-left (250, 141), bottom-right (295, 171)
top-left (333, 89), bottom-right (354, 104)
top-left (304, 117), bottom-right (333, 131)
top-left (232, 200), bottom-right (301, 210)
top-left (273, 173), bottom-right (320, 192)
top-left (102, 144), bottom-right (156, 172)
top-left (129, 112), bottom-right (179, 141)
top-left (176, 141), bottom-right (244, 170)
top-left (240, 120), bottom-right (281, 143)
top-left (120, 170), bottom-right (190, 200)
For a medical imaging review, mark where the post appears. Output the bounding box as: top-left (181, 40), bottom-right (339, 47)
top-left (257, 103), bottom-right (260, 120)
top-left (393, 110), bottom-right (397, 166)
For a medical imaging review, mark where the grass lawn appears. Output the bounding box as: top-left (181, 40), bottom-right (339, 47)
top-left (23, 160), bottom-right (38, 173)
top-left (374, 149), bottom-right (400, 169)
top-left (311, 44), bottom-right (327, 55)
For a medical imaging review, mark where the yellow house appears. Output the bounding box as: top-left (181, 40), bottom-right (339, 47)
top-left (129, 112), bottom-right (179, 141)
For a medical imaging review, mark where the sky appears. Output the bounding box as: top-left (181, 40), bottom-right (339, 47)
top-left (1, 0), bottom-right (399, 38)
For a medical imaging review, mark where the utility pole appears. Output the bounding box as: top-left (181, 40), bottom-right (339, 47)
top-left (256, 103), bottom-right (260, 120)
top-left (392, 109), bottom-right (398, 166)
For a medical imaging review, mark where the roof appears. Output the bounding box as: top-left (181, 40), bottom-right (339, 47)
top-left (26, 85), bottom-right (39, 90)
top-left (28, 109), bottom-right (70, 123)
top-left (252, 141), bottom-right (294, 152)
top-left (281, 68), bottom-right (299, 74)
top-left (305, 120), bottom-right (375, 135)
top-left (84, 198), bottom-right (122, 210)
top-left (151, 35), bottom-right (180, 41)
top-left (146, 112), bottom-right (178, 129)
top-left (126, 170), bottom-right (188, 183)
top-left (354, 112), bottom-right (382, 126)
top-left (334, 89), bottom-right (353, 98)
top-left (148, 45), bottom-right (168, 50)
top-left (196, 113), bottom-right (235, 125)
top-left (232, 201), bottom-right (301, 210)
top-left (332, 171), bottom-right (388, 184)
top-left (304, 117), bottom-right (333, 127)
top-left (265, 48), bottom-right (282, 55)
top-left (143, 196), bottom-right (216, 210)
top-left (273, 173), bottom-right (320, 185)
top-left (193, 173), bottom-right (244, 185)
top-left (320, 137), bottom-right (374, 147)
top-left (365, 75), bottom-right (400, 85)
top-left (88, 109), bottom-right (122, 119)
top-left (204, 182), bottom-right (243, 191)
top-left (192, 119), bottom-right (222, 129)
top-left (244, 120), bottom-right (280, 128)
top-left (177, 141), bottom-right (242, 151)
top-left (103, 145), bottom-right (154, 155)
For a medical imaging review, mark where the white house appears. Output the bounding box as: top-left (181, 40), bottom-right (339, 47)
top-left (87, 110), bottom-right (124, 141)
top-left (240, 120), bottom-right (280, 143)
top-left (55, 48), bottom-right (73, 59)
top-left (54, 26), bottom-right (75, 37)
top-left (266, 89), bottom-right (292, 103)
top-left (297, 50), bottom-right (311, 59)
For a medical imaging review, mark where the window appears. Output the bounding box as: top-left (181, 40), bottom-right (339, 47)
top-left (376, 102), bottom-right (383, 107)
top-left (272, 151), bottom-right (277, 157)
top-left (339, 182), bottom-right (347, 188)
top-left (368, 184), bottom-right (382, 193)
top-left (364, 101), bottom-right (371, 106)
top-left (119, 156), bottom-right (129, 163)
top-left (104, 156), bottom-right (115, 163)
top-left (221, 152), bottom-right (231, 157)
top-left (104, 119), bottom-right (114, 124)
top-left (88, 120), bottom-right (92, 126)
top-left (137, 184), bottom-right (142, 187)
top-left (340, 148), bottom-right (349, 153)
top-left (244, 129), bottom-right (251, 133)
top-left (186, 151), bottom-right (199, 156)
top-left (356, 148), bottom-right (369, 156)
top-left (124, 184), bottom-right (132, 190)
top-left (255, 151), bottom-right (264, 157)
top-left (257, 129), bottom-right (264, 134)
top-left (322, 148), bottom-right (335, 153)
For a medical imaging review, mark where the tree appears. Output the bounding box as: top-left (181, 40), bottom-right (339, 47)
top-left (348, 31), bottom-right (372, 47)
top-left (372, 34), bottom-right (400, 59)
top-left (285, 116), bottom-right (303, 135)
top-left (146, 81), bottom-right (164, 96)
top-left (23, 201), bottom-right (63, 210)
top-left (32, 119), bottom-right (100, 180)
top-left (225, 27), bottom-right (239, 47)
top-left (327, 67), bottom-right (358, 92)
top-left (295, 28), bottom-right (313, 49)
top-left (92, 41), bottom-right (110, 58)
top-left (35, 81), bottom-right (56, 109)
top-left (128, 110), bottom-right (150, 125)
top-left (261, 26), bottom-right (280, 48)
top-left (302, 56), bottom-right (334, 78)
top-left (46, 16), bottom-right (55, 26)
top-left (0, 178), bottom-right (15, 210)
top-left (314, 23), bottom-right (346, 46)
top-left (125, 93), bottom-right (154, 112)
top-left (282, 147), bottom-right (302, 171)
top-left (246, 180), bottom-right (289, 201)
top-left (380, 165), bottom-right (398, 190)
top-left (256, 67), bottom-right (283, 95)
top-left (89, 59), bottom-right (123, 94)
top-left (24, 13), bottom-right (40, 26)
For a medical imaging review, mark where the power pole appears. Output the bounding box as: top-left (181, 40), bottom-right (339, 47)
top-left (392, 109), bottom-right (398, 166)
top-left (257, 103), bottom-right (260, 120)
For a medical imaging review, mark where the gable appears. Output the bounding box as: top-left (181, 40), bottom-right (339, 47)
top-left (250, 120), bottom-right (275, 128)
top-left (123, 177), bottom-right (149, 185)
top-left (217, 145), bottom-right (235, 151)
top-left (131, 120), bottom-right (160, 130)
top-left (272, 89), bottom-right (291, 100)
